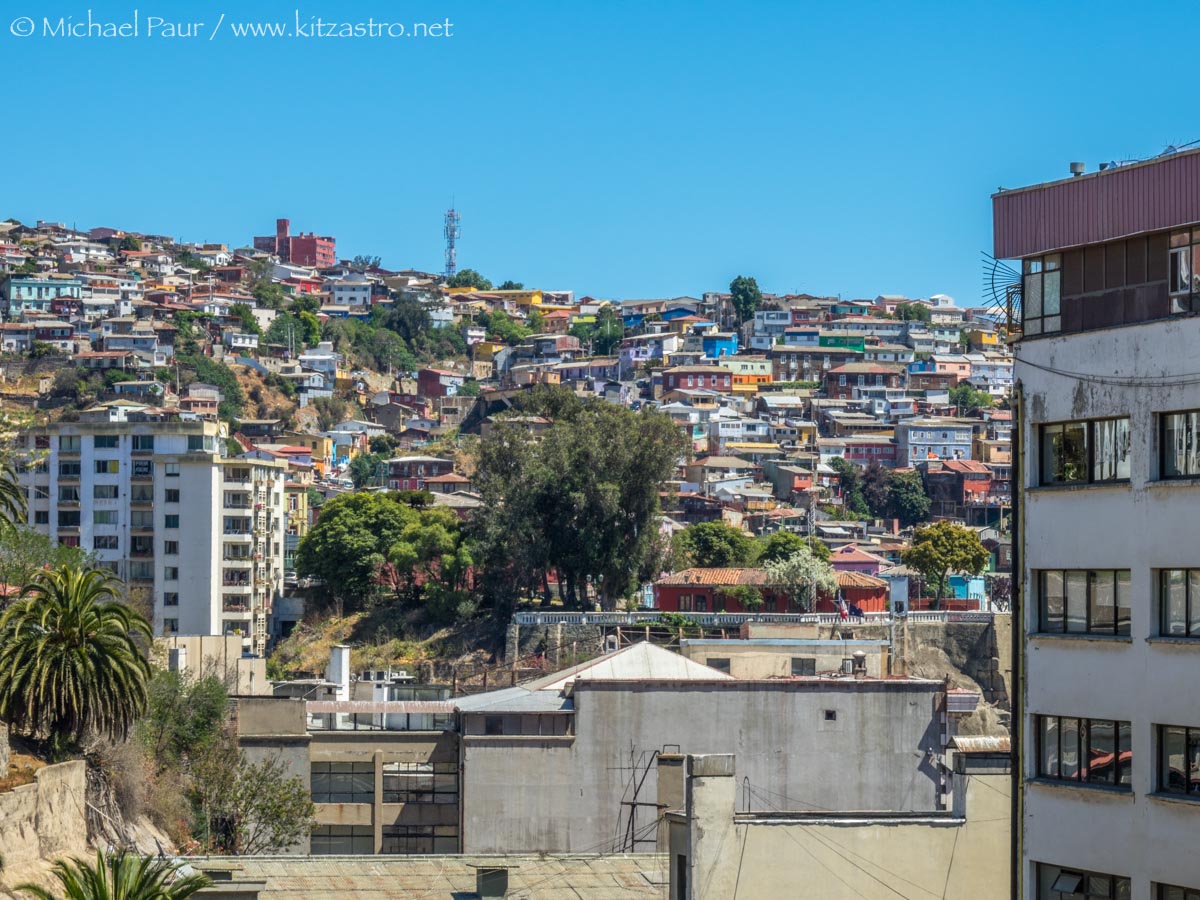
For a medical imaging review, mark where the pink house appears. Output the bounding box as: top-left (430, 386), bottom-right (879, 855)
top-left (829, 544), bottom-right (889, 577)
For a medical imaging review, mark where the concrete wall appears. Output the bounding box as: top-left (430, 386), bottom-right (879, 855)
top-left (678, 638), bottom-right (888, 678)
top-left (1017, 316), bottom-right (1200, 899)
top-left (460, 679), bottom-right (945, 854)
top-left (0, 760), bottom-right (88, 875)
top-left (156, 635), bottom-right (269, 696)
top-left (667, 751), bottom-right (1010, 900)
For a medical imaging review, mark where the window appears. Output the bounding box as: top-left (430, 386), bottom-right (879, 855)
top-left (164, 567), bottom-right (179, 581)
top-left (131, 510), bottom-right (153, 529)
top-left (93, 484), bottom-right (118, 500)
top-left (93, 510), bottom-right (118, 526)
top-left (163, 592), bottom-right (179, 606)
top-left (382, 761), bottom-right (458, 804)
top-left (58, 462), bottom-right (81, 478)
top-left (34, 510), bottom-right (48, 525)
top-left (1039, 419), bottom-right (1130, 485)
top-left (164, 540), bottom-right (179, 555)
top-left (165, 463), bottom-right (179, 477)
top-left (1037, 570), bottom-right (1130, 635)
top-left (33, 485), bottom-right (49, 500)
top-left (164, 514), bottom-right (179, 528)
top-left (58, 435), bottom-right (81, 452)
top-left (1168, 227), bottom-right (1200, 313)
top-left (311, 762), bottom-right (374, 804)
top-left (1159, 570), bottom-right (1200, 637)
top-left (93, 535), bottom-right (118, 550)
top-left (381, 824), bottom-right (458, 855)
top-left (706, 658), bottom-right (731, 673)
top-left (1161, 410), bottom-right (1200, 478)
top-left (1022, 255), bottom-right (1062, 336)
top-left (1036, 864), bottom-right (1130, 899)
top-left (165, 489), bottom-right (180, 503)
top-left (93, 435), bottom-right (119, 449)
top-left (1159, 884), bottom-right (1200, 900)
top-left (1157, 725), bottom-right (1200, 797)
top-left (311, 825), bottom-right (374, 855)
top-left (57, 486), bottom-right (79, 503)
top-left (1036, 715), bottom-right (1131, 787)
top-left (163, 618), bottom-right (178, 634)
top-left (131, 435), bottom-right (154, 452)
top-left (94, 459), bottom-right (118, 475)
top-left (824, 709), bottom-right (837, 721)
top-left (484, 716), bottom-right (504, 736)
top-left (791, 657), bottom-right (817, 676)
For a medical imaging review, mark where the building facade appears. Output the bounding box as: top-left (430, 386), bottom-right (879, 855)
top-left (1001, 148), bottom-right (1200, 899)
top-left (19, 412), bottom-right (286, 655)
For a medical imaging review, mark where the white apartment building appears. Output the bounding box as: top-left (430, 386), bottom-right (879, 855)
top-left (20, 407), bottom-right (286, 656)
top-left (1001, 148), bottom-right (1200, 899)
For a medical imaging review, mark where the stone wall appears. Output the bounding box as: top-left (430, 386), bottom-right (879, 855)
top-left (0, 723), bottom-right (9, 774)
top-left (0, 760), bottom-right (88, 876)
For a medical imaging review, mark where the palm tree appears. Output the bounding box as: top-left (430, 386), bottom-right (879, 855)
top-left (0, 566), bottom-right (151, 747)
top-left (0, 459), bottom-right (27, 534)
top-left (17, 849), bottom-right (212, 900)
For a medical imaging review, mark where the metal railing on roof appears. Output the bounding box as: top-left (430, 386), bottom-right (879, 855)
top-left (511, 610), bottom-right (1002, 626)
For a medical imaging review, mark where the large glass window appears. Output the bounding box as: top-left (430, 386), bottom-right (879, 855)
top-left (310, 825), bottom-right (374, 855)
top-left (1036, 863), bottom-right (1130, 899)
top-left (310, 762), bottom-right (374, 804)
top-left (1040, 419), bottom-right (1129, 485)
top-left (93, 435), bottom-right (119, 449)
top-left (1162, 410), bottom-right (1200, 477)
top-left (382, 761), bottom-right (458, 804)
top-left (1159, 570), bottom-right (1200, 638)
top-left (1159, 884), bottom-right (1200, 900)
top-left (1169, 227), bottom-right (1200, 313)
top-left (1157, 725), bottom-right (1200, 797)
top-left (1037, 570), bottom-right (1130, 635)
top-left (380, 824), bottom-right (458, 855)
top-left (1036, 715), bottom-right (1131, 788)
top-left (1023, 255), bottom-right (1062, 336)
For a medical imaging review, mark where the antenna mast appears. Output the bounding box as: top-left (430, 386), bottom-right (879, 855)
top-left (443, 207), bottom-right (461, 279)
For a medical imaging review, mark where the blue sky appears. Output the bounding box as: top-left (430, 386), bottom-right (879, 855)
top-left (2, 0), bottom-right (1190, 304)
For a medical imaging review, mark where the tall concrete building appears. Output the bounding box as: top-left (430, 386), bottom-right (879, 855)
top-left (1000, 147), bottom-right (1200, 899)
top-left (19, 404), bottom-right (287, 656)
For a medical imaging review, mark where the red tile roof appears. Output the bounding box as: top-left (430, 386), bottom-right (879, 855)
top-left (835, 570), bottom-right (889, 589)
top-left (656, 568), bottom-right (767, 586)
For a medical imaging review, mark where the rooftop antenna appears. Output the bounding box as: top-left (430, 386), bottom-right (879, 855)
top-left (443, 205), bottom-right (461, 279)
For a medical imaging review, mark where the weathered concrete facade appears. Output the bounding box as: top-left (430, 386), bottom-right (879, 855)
top-left (460, 678), bottom-right (946, 854)
top-left (0, 760), bottom-right (88, 878)
top-left (666, 748), bottom-right (1010, 899)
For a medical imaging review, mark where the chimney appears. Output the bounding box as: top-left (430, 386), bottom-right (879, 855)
top-left (327, 644), bottom-right (351, 702)
top-left (1069, 161), bottom-right (1085, 177)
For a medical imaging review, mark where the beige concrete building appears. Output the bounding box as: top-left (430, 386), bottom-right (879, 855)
top-left (666, 742), bottom-right (1011, 900)
top-left (678, 637), bottom-right (888, 679)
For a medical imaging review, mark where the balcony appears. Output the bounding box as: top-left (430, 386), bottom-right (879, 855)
top-left (222, 577), bottom-right (251, 588)
top-left (222, 601), bottom-right (250, 614)
top-left (223, 555), bottom-right (253, 564)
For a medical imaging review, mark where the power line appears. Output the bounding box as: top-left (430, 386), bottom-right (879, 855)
top-left (1015, 356), bottom-right (1200, 387)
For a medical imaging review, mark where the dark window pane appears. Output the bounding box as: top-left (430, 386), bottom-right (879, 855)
top-left (1088, 719), bottom-right (1116, 785)
top-left (1189, 571), bottom-right (1200, 637)
top-left (1041, 571), bottom-right (1065, 632)
top-left (1116, 571), bottom-right (1131, 636)
top-left (1189, 729), bottom-right (1200, 795)
top-left (1117, 721), bottom-right (1132, 786)
top-left (1061, 717), bottom-right (1080, 780)
top-left (1163, 570), bottom-right (1188, 636)
top-left (1039, 716), bottom-right (1060, 778)
top-left (1043, 423), bottom-right (1088, 484)
top-left (1065, 572), bottom-right (1088, 633)
top-left (1089, 572), bottom-right (1115, 634)
top-left (1163, 412), bottom-right (1200, 477)
top-left (1162, 726), bottom-right (1187, 793)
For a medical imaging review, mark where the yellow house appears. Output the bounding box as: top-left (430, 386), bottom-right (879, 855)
top-left (472, 340), bottom-right (506, 362)
top-left (280, 432), bottom-right (333, 478)
top-left (965, 328), bottom-right (999, 350)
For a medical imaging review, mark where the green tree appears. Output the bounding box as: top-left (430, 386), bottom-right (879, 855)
top-left (675, 522), bottom-right (758, 568)
top-left (312, 396), bottom-right (351, 432)
top-left (378, 296), bottom-right (432, 344)
top-left (729, 275), bottom-right (763, 325)
top-left (137, 670), bottom-right (228, 776)
top-left (348, 452), bottom-right (386, 488)
top-left (901, 520), bottom-right (989, 604)
top-left (949, 382), bottom-right (995, 414)
top-left (758, 531), bottom-right (830, 564)
top-left (764, 547), bottom-right (838, 612)
top-left (189, 741), bottom-right (315, 855)
top-left (894, 302), bottom-right (931, 323)
top-left (0, 459), bottom-right (27, 535)
top-left (289, 294), bottom-right (321, 316)
top-left (0, 527), bottom-right (93, 594)
top-left (481, 310), bottom-right (529, 346)
top-left (887, 470), bottom-right (931, 527)
top-left (228, 303), bottom-right (262, 337)
top-left (0, 566), bottom-right (151, 750)
top-left (860, 461), bottom-right (892, 517)
top-left (297, 310), bottom-right (322, 346)
top-left (447, 269), bottom-right (492, 290)
top-left (119, 235), bottom-right (143, 252)
top-left (828, 457), bottom-right (869, 517)
top-left (497, 280), bottom-right (524, 290)
top-left (177, 355), bottom-right (244, 420)
top-left (16, 849), bottom-right (212, 900)
top-left (570, 306), bottom-right (623, 356)
top-left (369, 433), bottom-right (398, 456)
top-left (384, 507), bottom-right (475, 624)
top-left (350, 254), bottom-right (382, 272)
top-left (295, 492), bottom-right (419, 612)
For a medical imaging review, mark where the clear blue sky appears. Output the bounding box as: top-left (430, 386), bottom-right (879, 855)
top-left (2, 0), bottom-right (1190, 305)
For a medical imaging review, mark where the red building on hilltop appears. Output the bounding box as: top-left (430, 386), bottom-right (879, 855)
top-left (254, 218), bottom-right (335, 268)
